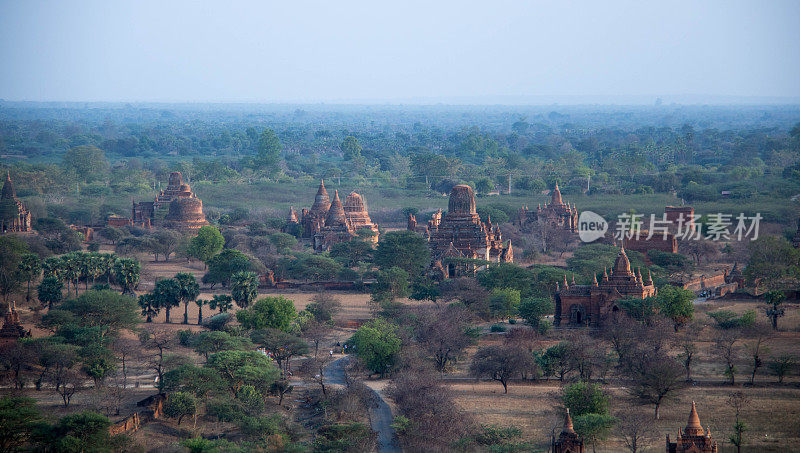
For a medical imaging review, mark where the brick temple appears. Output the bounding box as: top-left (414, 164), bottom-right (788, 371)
top-left (0, 172), bottom-right (31, 233)
top-left (516, 183), bottom-right (577, 232)
top-left (290, 180), bottom-right (379, 251)
top-left (551, 408), bottom-right (584, 453)
top-left (666, 402), bottom-right (717, 453)
top-left (555, 245), bottom-right (656, 327)
top-left (123, 172), bottom-right (209, 231)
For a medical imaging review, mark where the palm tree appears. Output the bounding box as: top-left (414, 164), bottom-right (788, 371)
top-left (195, 299), bottom-right (208, 324)
top-left (152, 278), bottom-right (181, 323)
top-left (231, 271), bottom-right (258, 309)
top-left (17, 253), bottom-right (41, 304)
top-left (60, 253), bottom-right (80, 297)
top-left (174, 273), bottom-right (200, 324)
top-left (138, 293), bottom-right (159, 323)
top-left (113, 258), bottom-right (140, 295)
top-left (209, 294), bottom-right (233, 313)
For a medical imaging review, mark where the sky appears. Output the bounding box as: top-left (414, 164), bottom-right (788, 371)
top-left (1, 0), bottom-right (799, 104)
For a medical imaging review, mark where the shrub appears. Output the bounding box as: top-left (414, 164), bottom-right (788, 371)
top-left (490, 324), bottom-right (507, 333)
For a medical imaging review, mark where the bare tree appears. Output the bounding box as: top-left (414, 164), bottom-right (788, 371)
top-left (301, 319), bottom-right (331, 359)
top-left (714, 330), bottom-right (741, 385)
top-left (415, 304), bottom-right (475, 373)
top-left (674, 332), bottom-right (697, 382)
top-left (728, 391), bottom-right (749, 453)
top-left (469, 345), bottom-right (534, 393)
top-left (138, 329), bottom-right (175, 387)
top-left (768, 355), bottom-right (795, 383)
top-left (617, 410), bottom-right (657, 453)
top-left (300, 356), bottom-right (331, 397)
top-left (627, 352), bottom-right (686, 419)
top-left (745, 325), bottom-right (771, 385)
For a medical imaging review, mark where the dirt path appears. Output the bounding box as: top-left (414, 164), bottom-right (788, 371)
top-left (325, 356), bottom-right (401, 453)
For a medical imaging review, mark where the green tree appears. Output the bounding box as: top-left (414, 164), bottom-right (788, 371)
top-left (563, 381), bottom-right (609, 417)
top-left (63, 145), bottom-right (109, 183)
top-left (374, 231), bottom-right (430, 278)
top-left (0, 236), bottom-right (27, 305)
top-left (164, 392), bottom-right (197, 425)
top-left (517, 297), bottom-right (554, 329)
top-left (209, 294), bottom-right (234, 314)
top-left (37, 276), bottom-right (64, 310)
top-left (207, 350), bottom-right (279, 395)
top-left (744, 235), bottom-right (800, 289)
top-left (488, 287), bottom-right (520, 320)
top-left (138, 293), bottom-right (159, 323)
top-left (191, 331), bottom-right (253, 360)
top-left (50, 289), bottom-right (139, 341)
top-left (654, 285), bottom-right (694, 331)
top-left (256, 128), bottom-right (282, 174)
top-left (174, 273), bottom-right (200, 324)
top-left (251, 328), bottom-right (310, 376)
top-left (267, 232), bottom-right (297, 254)
top-left (0, 396), bottom-right (44, 451)
top-left (573, 413), bottom-right (616, 453)
top-left (153, 278), bottom-right (182, 323)
top-left (763, 290), bottom-right (786, 330)
top-left (231, 271), bottom-right (259, 309)
top-left (236, 296), bottom-right (296, 331)
top-left (188, 226), bottom-right (225, 266)
top-left (17, 253), bottom-right (41, 304)
top-left (112, 258), bottom-right (140, 295)
top-left (329, 240), bottom-right (374, 267)
top-left (203, 249), bottom-right (253, 288)
top-left (350, 318), bottom-right (402, 377)
top-left (195, 299), bottom-right (208, 324)
top-left (371, 266), bottom-right (410, 304)
top-left (341, 135), bottom-right (363, 160)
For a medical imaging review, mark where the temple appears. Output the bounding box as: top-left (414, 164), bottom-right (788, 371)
top-left (411, 185), bottom-right (513, 278)
top-left (0, 301), bottom-right (30, 344)
top-left (516, 183), bottom-right (577, 232)
top-left (0, 172), bottom-right (32, 233)
top-left (666, 402), bottom-right (718, 453)
top-left (551, 408), bottom-right (584, 453)
top-left (555, 245), bottom-right (656, 327)
top-left (292, 181), bottom-right (380, 251)
top-left (126, 172), bottom-right (209, 231)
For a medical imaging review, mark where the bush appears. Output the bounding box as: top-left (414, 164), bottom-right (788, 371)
top-left (709, 310), bottom-right (756, 329)
top-left (177, 329), bottom-right (193, 346)
top-left (203, 312), bottom-right (232, 331)
top-left (490, 324), bottom-right (507, 333)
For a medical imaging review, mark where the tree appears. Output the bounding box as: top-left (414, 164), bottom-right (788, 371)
top-left (152, 278), bottom-right (182, 323)
top-left (174, 273), bottom-right (200, 324)
top-left (164, 392), bottom-right (197, 425)
top-left (538, 342), bottom-right (575, 382)
top-left (17, 253), bottom-right (41, 304)
top-left (415, 305), bottom-right (475, 373)
top-left (330, 240), bottom-right (374, 267)
top-left (236, 296), bottom-right (296, 331)
top-left (206, 350), bottom-right (279, 395)
top-left (654, 285), bottom-right (694, 331)
top-left (488, 287), bottom-right (521, 320)
top-left (195, 299), bottom-right (208, 324)
top-left (627, 352), bottom-right (685, 419)
top-left (256, 128), bottom-right (282, 173)
top-left (33, 411), bottom-right (113, 452)
top-left (617, 410), bottom-right (656, 453)
top-left (203, 249), bottom-right (253, 288)
top-left (744, 235), bottom-right (800, 290)
top-left (251, 328), bottom-right (309, 376)
top-left (100, 226), bottom-right (124, 245)
top-left (371, 266), bottom-right (410, 304)
top-left (715, 329), bottom-right (741, 385)
top-left (746, 325), bottom-right (770, 384)
top-left (37, 276), bottom-right (63, 310)
top-left (231, 271), bottom-right (258, 309)
top-left (151, 229), bottom-right (182, 262)
top-left (0, 236), bottom-right (27, 305)
top-left (728, 391), bottom-right (748, 453)
top-left (267, 232), bottom-right (297, 254)
top-left (763, 290), bottom-right (786, 330)
top-left (675, 332), bottom-right (697, 381)
top-left (305, 293), bottom-right (341, 323)
top-left (341, 136), bottom-right (362, 161)
top-left (51, 289), bottom-right (139, 341)
top-left (138, 293), bottom-right (159, 323)
top-left (517, 297), bottom-right (553, 329)
top-left (209, 294), bottom-right (233, 314)
top-left (374, 231), bottom-right (430, 278)
top-left (191, 331), bottom-right (252, 360)
top-left (563, 381), bottom-right (609, 417)
top-left (112, 258), bottom-right (140, 295)
top-left (469, 345), bottom-right (533, 393)
top-left (573, 413), bottom-right (616, 453)
top-left (0, 396), bottom-right (43, 451)
top-left (768, 355), bottom-right (795, 383)
top-left (138, 329), bottom-right (174, 386)
top-left (63, 145), bottom-right (109, 182)
top-left (350, 318), bottom-right (402, 377)
top-left (188, 225), bottom-right (224, 266)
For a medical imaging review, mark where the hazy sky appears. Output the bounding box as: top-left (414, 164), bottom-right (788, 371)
top-left (1, 0), bottom-right (799, 103)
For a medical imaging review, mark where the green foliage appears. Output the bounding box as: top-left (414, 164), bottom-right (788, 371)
top-left (0, 236), bottom-right (28, 303)
top-left (204, 249), bottom-right (254, 287)
top-left (374, 231), bottom-right (430, 278)
top-left (188, 225), bottom-right (225, 263)
top-left (562, 381), bottom-right (609, 417)
top-left (267, 232), bottom-right (297, 254)
top-left (112, 257), bottom-right (140, 295)
top-left (231, 271), bottom-right (259, 309)
top-left (489, 324), bottom-right (506, 333)
top-left (745, 235), bottom-right (800, 288)
top-left (191, 331), bottom-right (253, 358)
top-left (256, 128), bottom-right (282, 173)
top-left (340, 135), bottom-right (363, 161)
top-left (63, 145), bottom-right (109, 183)
top-left (572, 413), bottom-right (616, 446)
top-left (33, 411), bottom-right (113, 453)
top-left (329, 240), bottom-right (374, 267)
top-left (37, 275), bottom-right (63, 309)
top-left (488, 287), bottom-right (520, 319)
top-left (654, 285), bottom-right (695, 329)
top-left (47, 289), bottom-right (139, 340)
top-left (372, 266), bottom-right (410, 304)
top-left (207, 350), bottom-right (279, 395)
top-left (0, 396), bottom-right (44, 451)
top-left (708, 310), bottom-right (756, 329)
top-left (350, 318), bottom-right (402, 376)
top-left (152, 278), bottom-right (182, 323)
top-left (277, 253), bottom-right (342, 281)
top-left (477, 263), bottom-right (542, 300)
top-left (314, 422), bottom-right (375, 452)
top-left (517, 297), bottom-right (554, 328)
top-left (236, 296), bottom-right (297, 331)
top-left (164, 392), bottom-right (197, 425)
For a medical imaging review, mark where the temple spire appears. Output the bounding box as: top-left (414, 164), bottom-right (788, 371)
top-left (685, 401), bottom-right (704, 436)
top-left (563, 408), bottom-right (575, 434)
